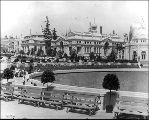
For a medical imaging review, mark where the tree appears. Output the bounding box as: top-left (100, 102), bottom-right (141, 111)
top-left (10, 65), bottom-right (15, 71)
top-left (96, 54), bottom-right (102, 62)
top-left (42, 16), bottom-right (52, 55)
top-left (107, 50), bottom-right (117, 62)
top-left (52, 28), bottom-right (57, 40)
top-left (19, 50), bottom-right (24, 56)
top-left (57, 50), bottom-right (63, 59)
top-left (63, 53), bottom-right (68, 59)
top-left (89, 52), bottom-right (95, 61)
top-left (30, 48), bottom-right (34, 55)
top-left (14, 58), bottom-right (19, 62)
top-left (50, 48), bottom-right (57, 57)
top-left (27, 49), bottom-right (30, 55)
top-left (104, 42), bottom-right (109, 56)
top-left (28, 64), bottom-right (33, 74)
top-left (70, 49), bottom-right (77, 62)
top-left (30, 58), bottom-right (34, 63)
top-left (46, 48), bottom-right (53, 56)
top-left (41, 70), bottom-right (55, 87)
top-left (3, 68), bottom-right (14, 82)
top-left (102, 74), bottom-right (120, 108)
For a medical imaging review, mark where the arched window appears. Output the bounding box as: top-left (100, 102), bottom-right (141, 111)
top-left (141, 51), bottom-right (146, 60)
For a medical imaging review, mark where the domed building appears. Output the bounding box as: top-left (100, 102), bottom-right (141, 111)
top-left (125, 22), bottom-right (148, 64)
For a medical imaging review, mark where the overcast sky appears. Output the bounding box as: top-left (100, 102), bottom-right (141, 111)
top-left (1, 1), bottom-right (148, 38)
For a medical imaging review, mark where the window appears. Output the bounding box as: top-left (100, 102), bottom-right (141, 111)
top-left (141, 51), bottom-right (146, 60)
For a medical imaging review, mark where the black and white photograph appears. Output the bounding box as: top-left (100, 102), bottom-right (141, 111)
top-left (1, 1), bottom-right (148, 119)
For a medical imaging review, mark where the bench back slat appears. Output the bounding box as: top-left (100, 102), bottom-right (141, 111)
top-left (117, 96), bottom-right (148, 104)
top-left (67, 93), bottom-right (99, 104)
top-left (42, 90), bottom-right (64, 101)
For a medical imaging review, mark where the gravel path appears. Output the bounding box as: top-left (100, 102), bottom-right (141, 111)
top-left (1, 100), bottom-right (114, 119)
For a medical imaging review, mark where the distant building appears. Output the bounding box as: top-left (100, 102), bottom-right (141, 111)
top-left (1, 36), bottom-right (22, 53)
top-left (63, 22), bottom-right (126, 59)
top-left (125, 22), bottom-right (148, 63)
top-left (21, 34), bottom-right (65, 55)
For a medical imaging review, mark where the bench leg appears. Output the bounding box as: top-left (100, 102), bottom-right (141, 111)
top-left (37, 102), bottom-right (40, 107)
top-left (66, 107), bottom-right (69, 113)
top-left (33, 101), bottom-right (37, 107)
top-left (89, 110), bottom-right (92, 116)
top-left (4, 96), bottom-right (9, 102)
top-left (18, 99), bottom-right (23, 104)
top-left (114, 112), bottom-right (119, 119)
top-left (55, 105), bottom-right (58, 111)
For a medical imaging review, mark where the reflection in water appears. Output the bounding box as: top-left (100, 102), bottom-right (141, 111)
top-left (34, 71), bottom-right (148, 93)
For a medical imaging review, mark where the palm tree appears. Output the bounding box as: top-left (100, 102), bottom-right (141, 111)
top-left (3, 68), bottom-right (14, 82)
top-left (102, 74), bottom-right (120, 111)
top-left (41, 70), bottom-right (55, 87)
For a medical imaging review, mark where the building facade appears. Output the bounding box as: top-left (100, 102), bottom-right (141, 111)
top-left (21, 34), bottom-right (65, 55)
top-left (125, 23), bottom-right (148, 63)
top-left (62, 22), bottom-right (126, 59)
top-left (1, 36), bottom-right (22, 53)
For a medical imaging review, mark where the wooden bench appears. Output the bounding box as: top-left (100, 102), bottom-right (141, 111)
top-left (17, 85), bottom-right (46, 107)
top-left (64, 92), bottom-right (101, 116)
top-left (11, 84), bottom-right (25, 98)
top-left (1, 83), bottom-right (14, 101)
top-left (113, 96), bottom-right (149, 119)
top-left (41, 90), bottom-right (64, 110)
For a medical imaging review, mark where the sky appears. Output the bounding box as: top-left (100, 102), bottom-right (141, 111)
top-left (1, 1), bottom-right (148, 38)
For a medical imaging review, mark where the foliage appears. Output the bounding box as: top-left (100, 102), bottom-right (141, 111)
top-left (41, 70), bottom-right (55, 85)
top-left (116, 44), bottom-right (124, 53)
top-left (107, 50), bottom-right (117, 62)
top-left (70, 49), bottom-right (77, 62)
top-left (27, 50), bottom-right (30, 55)
top-left (30, 48), bottom-right (34, 55)
top-left (52, 28), bottom-right (57, 40)
top-left (28, 64), bottom-right (33, 74)
top-left (30, 58), bottom-right (34, 63)
top-left (57, 50), bottom-right (63, 59)
top-left (14, 58), bottom-right (19, 62)
top-left (3, 68), bottom-right (14, 81)
top-left (89, 52), bottom-right (95, 61)
top-left (10, 65), bottom-right (15, 71)
top-left (19, 50), bottom-right (25, 55)
top-left (63, 53), bottom-right (68, 59)
top-left (102, 74), bottom-right (120, 91)
top-left (102, 74), bottom-right (120, 106)
top-left (104, 42), bottom-right (109, 55)
top-left (37, 48), bottom-right (44, 56)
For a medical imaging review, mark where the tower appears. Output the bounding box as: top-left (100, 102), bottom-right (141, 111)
top-left (88, 19), bottom-right (97, 33)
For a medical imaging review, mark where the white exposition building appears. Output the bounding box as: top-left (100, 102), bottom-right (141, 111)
top-left (125, 22), bottom-right (148, 64)
top-left (21, 22), bottom-right (126, 59)
top-left (62, 22), bottom-right (126, 59)
top-left (2, 21), bottom-right (148, 63)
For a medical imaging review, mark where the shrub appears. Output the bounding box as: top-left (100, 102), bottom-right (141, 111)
top-left (102, 74), bottom-right (120, 105)
top-left (41, 70), bottom-right (55, 86)
top-left (3, 68), bottom-right (14, 82)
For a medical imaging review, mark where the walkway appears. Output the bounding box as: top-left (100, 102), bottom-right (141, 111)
top-left (1, 100), bottom-right (114, 119)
